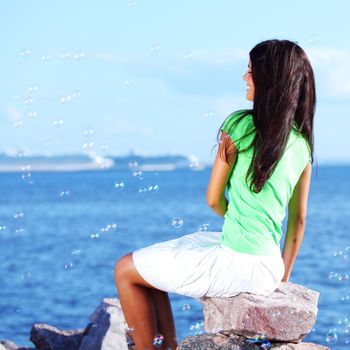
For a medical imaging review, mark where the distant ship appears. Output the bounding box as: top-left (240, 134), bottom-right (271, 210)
top-left (0, 152), bottom-right (207, 172)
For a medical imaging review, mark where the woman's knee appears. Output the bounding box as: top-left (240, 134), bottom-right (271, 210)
top-left (114, 253), bottom-right (133, 284)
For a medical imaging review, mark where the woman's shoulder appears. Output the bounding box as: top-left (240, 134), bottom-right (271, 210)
top-left (222, 109), bottom-right (253, 129)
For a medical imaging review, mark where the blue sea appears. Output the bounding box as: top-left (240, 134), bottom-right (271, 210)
top-left (0, 165), bottom-right (349, 349)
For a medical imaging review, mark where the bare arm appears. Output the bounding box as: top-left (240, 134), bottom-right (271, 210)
top-left (281, 162), bottom-right (312, 282)
top-left (206, 132), bottom-right (237, 218)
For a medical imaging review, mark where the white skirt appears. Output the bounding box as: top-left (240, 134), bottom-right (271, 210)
top-left (132, 231), bottom-right (285, 299)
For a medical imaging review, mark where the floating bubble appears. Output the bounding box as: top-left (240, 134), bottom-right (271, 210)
top-left (82, 142), bottom-right (94, 151)
top-left (21, 272), bottom-right (31, 280)
top-left (182, 303), bottom-right (191, 311)
top-left (0, 225), bottom-right (7, 231)
top-left (17, 151), bottom-right (28, 158)
top-left (41, 54), bottom-right (51, 61)
top-left (14, 120), bottom-right (23, 127)
top-left (101, 223), bottom-right (117, 232)
top-left (123, 79), bottom-right (134, 85)
top-left (152, 334), bottom-right (164, 347)
top-left (27, 111), bottom-right (38, 118)
top-left (84, 128), bottom-right (95, 136)
top-left (189, 162), bottom-right (200, 169)
top-left (14, 212), bottom-right (24, 219)
top-left (59, 190), bottom-right (71, 198)
top-left (21, 172), bottom-right (32, 181)
top-left (138, 186), bottom-right (148, 193)
top-left (308, 34), bottom-right (320, 45)
top-left (189, 322), bottom-right (203, 336)
top-left (150, 44), bottom-right (160, 54)
top-left (338, 273), bottom-right (349, 282)
top-left (114, 182), bottom-right (125, 189)
top-left (132, 170), bottom-right (143, 177)
top-left (203, 111), bottom-right (214, 118)
top-left (73, 51), bottom-right (85, 60)
top-left (27, 85), bottom-right (38, 93)
top-left (128, 161), bottom-right (138, 169)
top-left (15, 228), bottom-right (24, 234)
top-left (71, 249), bottom-right (81, 256)
top-left (24, 97), bottom-right (34, 105)
top-left (15, 308), bottom-right (21, 313)
top-left (172, 217), bottom-right (183, 229)
top-left (100, 144), bottom-right (109, 151)
top-left (199, 223), bottom-right (210, 232)
top-left (63, 262), bottom-right (74, 270)
top-left (19, 48), bottom-right (31, 57)
top-left (260, 341), bottom-right (271, 350)
top-left (340, 295), bottom-right (350, 302)
top-left (128, 0), bottom-right (136, 6)
top-left (53, 119), bottom-right (64, 127)
top-left (184, 51), bottom-right (193, 60)
top-left (326, 329), bottom-right (338, 344)
top-left (90, 233), bottom-right (100, 239)
top-left (328, 271), bottom-right (338, 280)
top-left (61, 52), bottom-right (71, 59)
top-left (12, 95), bottom-right (20, 100)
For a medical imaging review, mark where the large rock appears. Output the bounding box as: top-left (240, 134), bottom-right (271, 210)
top-left (201, 282), bottom-right (319, 342)
top-left (30, 324), bottom-right (86, 350)
top-left (79, 298), bottom-right (128, 350)
top-left (178, 334), bottom-right (330, 350)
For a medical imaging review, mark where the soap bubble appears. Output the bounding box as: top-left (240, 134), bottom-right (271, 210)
top-left (172, 217), bottom-right (183, 229)
top-left (27, 85), bottom-right (38, 93)
top-left (101, 223), bottom-right (117, 232)
top-left (100, 144), bottom-right (109, 151)
top-left (132, 170), bottom-right (143, 177)
top-left (73, 51), bottom-right (85, 60)
top-left (326, 329), bottom-right (338, 344)
top-left (181, 303), bottom-right (191, 311)
top-left (71, 249), bottom-right (81, 256)
top-left (63, 262), bottom-right (74, 270)
top-left (41, 54), bottom-right (51, 61)
top-left (27, 111), bottom-right (38, 118)
top-left (128, 161), bottom-right (138, 169)
top-left (184, 51), bottom-right (193, 61)
top-left (53, 119), bottom-right (64, 127)
top-left (90, 233), bottom-right (100, 239)
top-left (61, 52), bottom-right (71, 59)
top-left (21, 272), bottom-right (31, 280)
top-left (150, 44), bottom-right (160, 54)
top-left (152, 334), bottom-right (164, 347)
top-left (189, 321), bottom-right (203, 335)
top-left (114, 182), bottom-right (125, 189)
top-left (340, 295), bottom-right (350, 302)
top-left (203, 111), bottom-right (214, 118)
top-left (0, 225), bottom-right (7, 231)
top-left (24, 97), bottom-right (34, 105)
top-left (128, 0), bottom-right (136, 7)
top-left (19, 48), bottom-right (31, 57)
top-left (59, 190), bottom-right (71, 198)
top-left (123, 79), bottom-right (134, 85)
top-left (14, 212), bottom-right (24, 219)
top-left (338, 273), bottom-right (349, 282)
top-left (84, 129), bottom-right (95, 136)
top-left (14, 120), bottom-right (23, 127)
top-left (82, 142), bottom-right (94, 151)
top-left (15, 228), bottom-right (24, 234)
top-left (260, 341), bottom-right (271, 350)
top-left (328, 271), bottom-right (338, 280)
top-left (199, 223), bottom-right (210, 232)
top-left (138, 186), bottom-right (148, 194)
top-left (308, 34), bottom-right (320, 45)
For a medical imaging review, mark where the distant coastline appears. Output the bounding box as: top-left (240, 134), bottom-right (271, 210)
top-left (0, 152), bottom-right (208, 172)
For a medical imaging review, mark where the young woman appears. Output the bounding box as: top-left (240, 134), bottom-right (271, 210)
top-left (114, 39), bottom-right (316, 350)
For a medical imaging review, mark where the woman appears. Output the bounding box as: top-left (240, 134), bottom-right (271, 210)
top-left (114, 39), bottom-right (315, 350)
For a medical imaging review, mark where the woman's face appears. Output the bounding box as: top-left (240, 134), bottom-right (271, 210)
top-left (243, 60), bottom-right (254, 101)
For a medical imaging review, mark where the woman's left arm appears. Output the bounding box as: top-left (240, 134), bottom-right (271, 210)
top-left (206, 131), bottom-right (238, 218)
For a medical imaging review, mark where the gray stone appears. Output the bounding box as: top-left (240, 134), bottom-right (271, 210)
top-left (79, 298), bottom-right (128, 350)
top-left (201, 282), bottom-right (319, 342)
top-left (30, 323), bottom-right (86, 350)
top-left (0, 340), bottom-right (37, 350)
top-left (178, 334), bottom-right (329, 350)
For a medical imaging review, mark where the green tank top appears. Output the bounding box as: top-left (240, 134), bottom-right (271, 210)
top-left (220, 110), bottom-right (312, 256)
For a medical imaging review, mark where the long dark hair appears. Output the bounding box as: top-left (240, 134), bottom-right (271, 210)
top-left (218, 39), bottom-right (316, 193)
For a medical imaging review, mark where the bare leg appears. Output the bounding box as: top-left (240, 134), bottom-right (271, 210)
top-left (115, 253), bottom-right (178, 350)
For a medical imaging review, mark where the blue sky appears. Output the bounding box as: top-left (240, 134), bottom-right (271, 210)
top-left (1, 0), bottom-right (350, 164)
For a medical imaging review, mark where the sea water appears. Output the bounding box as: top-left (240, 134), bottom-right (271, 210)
top-left (0, 165), bottom-right (349, 348)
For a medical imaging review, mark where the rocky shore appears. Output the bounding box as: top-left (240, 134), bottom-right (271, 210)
top-left (1, 282), bottom-right (329, 350)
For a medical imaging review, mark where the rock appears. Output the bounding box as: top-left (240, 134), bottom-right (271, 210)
top-left (178, 334), bottom-right (330, 350)
top-left (201, 282), bottom-right (319, 342)
top-left (79, 298), bottom-right (128, 350)
top-left (0, 340), bottom-right (37, 350)
top-left (30, 324), bottom-right (86, 350)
